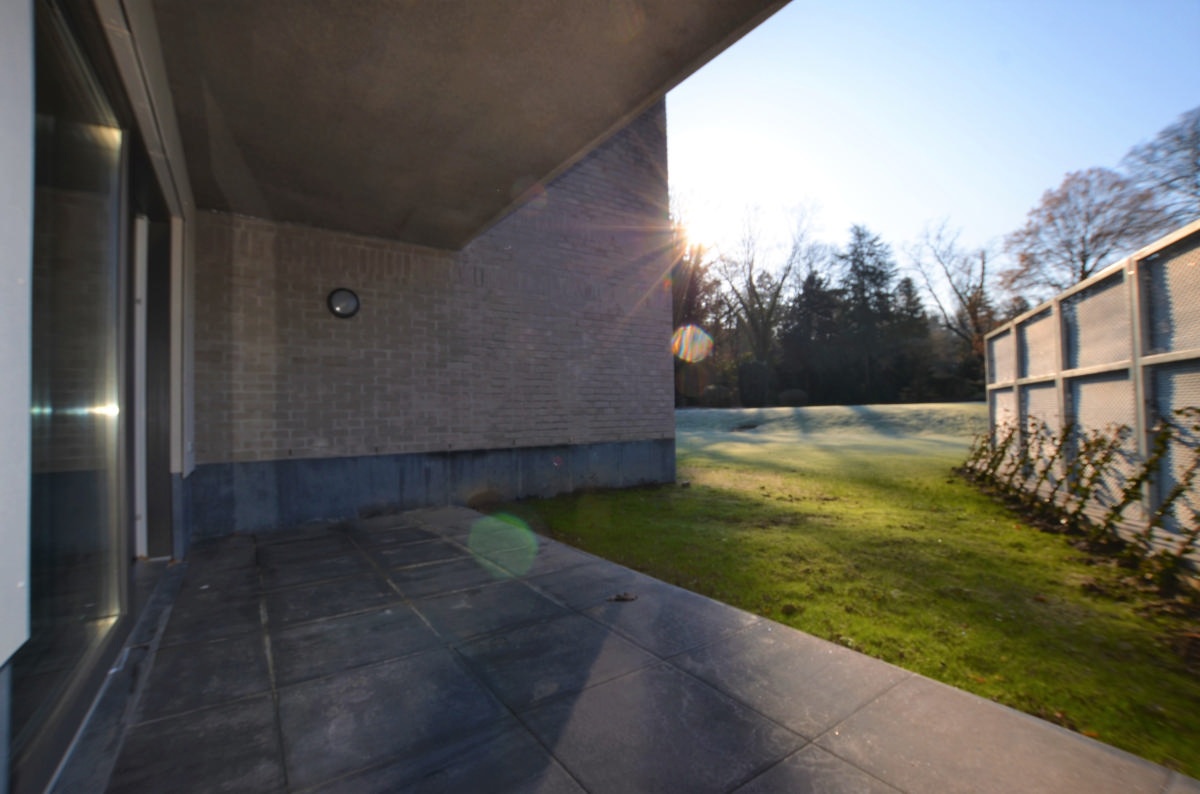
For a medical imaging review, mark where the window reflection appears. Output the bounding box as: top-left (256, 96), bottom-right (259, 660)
top-left (11, 0), bottom-right (125, 766)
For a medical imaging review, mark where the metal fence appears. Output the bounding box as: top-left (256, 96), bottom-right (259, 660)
top-left (985, 219), bottom-right (1200, 543)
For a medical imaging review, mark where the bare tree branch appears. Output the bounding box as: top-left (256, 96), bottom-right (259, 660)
top-left (1001, 167), bottom-right (1170, 300)
top-left (1122, 105), bottom-right (1200, 229)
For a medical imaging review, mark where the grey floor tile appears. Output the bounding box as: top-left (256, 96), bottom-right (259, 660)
top-left (160, 589), bottom-right (262, 646)
top-left (388, 555), bottom-right (511, 598)
top-left (672, 621), bottom-right (910, 738)
top-left (457, 612), bottom-right (658, 708)
top-left (816, 675), bottom-right (1172, 794)
top-left (528, 560), bottom-right (660, 610)
top-left (349, 514), bottom-right (419, 533)
top-left (186, 534), bottom-right (257, 570)
top-left (256, 533), bottom-right (355, 563)
top-left (520, 662), bottom-right (803, 794)
top-left (177, 562), bottom-right (260, 598)
top-left (263, 573), bottom-right (399, 628)
top-left (270, 604), bottom-right (441, 686)
top-left (377, 538), bottom-right (468, 568)
top-left (456, 513), bottom-right (544, 555)
top-left (306, 718), bottom-right (585, 794)
top-left (259, 548), bottom-right (372, 590)
top-left (733, 744), bottom-right (901, 793)
top-left (349, 523), bottom-right (438, 550)
top-left (106, 695), bottom-right (284, 794)
top-left (483, 537), bottom-right (596, 579)
top-left (255, 522), bottom-right (348, 546)
top-left (415, 579), bottom-right (570, 641)
top-left (409, 506), bottom-right (483, 536)
top-left (278, 647), bottom-right (508, 789)
top-left (582, 580), bottom-right (760, 657)
top-left (136, 633), bottom-right (270, 722)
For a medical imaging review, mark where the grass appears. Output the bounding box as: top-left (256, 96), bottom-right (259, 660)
top-left (495, 403), bottom-right (1200, 776)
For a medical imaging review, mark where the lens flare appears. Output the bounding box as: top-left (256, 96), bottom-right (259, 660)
top-left (468, 513), bottom-right (538, 577)
top-left (672, 324), bottom-right (713, 363)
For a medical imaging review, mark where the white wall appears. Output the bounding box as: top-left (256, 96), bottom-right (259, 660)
top-left (0, 0), bottom-right (34, 663)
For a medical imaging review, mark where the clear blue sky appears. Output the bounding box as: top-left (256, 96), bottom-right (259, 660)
top-left (668, 0), bottom-right (1200, 266)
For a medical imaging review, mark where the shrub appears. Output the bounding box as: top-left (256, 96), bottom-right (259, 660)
top-left (961, 412), bottom-right (1200, 597)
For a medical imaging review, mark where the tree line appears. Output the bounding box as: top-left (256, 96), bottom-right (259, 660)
top-left (672, 105), bottom-right (1200, 408)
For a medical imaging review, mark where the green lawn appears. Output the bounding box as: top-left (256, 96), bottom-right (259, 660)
top-left (496, 403), bottom-right (1200, 776)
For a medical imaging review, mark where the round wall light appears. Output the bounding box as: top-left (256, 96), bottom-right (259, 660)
top-left (327, 287), bottom-right (360, 319)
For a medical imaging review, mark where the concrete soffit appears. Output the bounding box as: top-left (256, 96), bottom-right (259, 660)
top-left (148, 0), bottom-right (790, 250)
top-left (94, 0), bottom-right (194, 218)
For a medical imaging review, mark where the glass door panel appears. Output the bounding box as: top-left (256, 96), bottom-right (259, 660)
top-left (11, 0), bottom-right (126, 769)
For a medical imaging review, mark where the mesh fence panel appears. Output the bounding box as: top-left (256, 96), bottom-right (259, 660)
top-left (990, 387), bottom-right (1016, 427)
top-left (1144, 235), bottom-right (1200, 354)
top-left (1069, 371), bottom-right (1137, 517)
top-left (988, 329), bottom-right (1015, 384)
top-left (986, 225), bottom-right (1200, 545)
top-left (1020, 381), bottom-right (1059, 430)
top-left (1021, 382), bottom-right (1063, 496)
top-left (1151, 361), bottom-right (1200, 535)
top-left (1063, 273), bottom-right (1130, 370)
top-left (1018, 309), bottom-right (1058, 378)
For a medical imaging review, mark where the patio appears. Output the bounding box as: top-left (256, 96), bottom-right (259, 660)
top-left (64, 506), bottom-right (1198, 793)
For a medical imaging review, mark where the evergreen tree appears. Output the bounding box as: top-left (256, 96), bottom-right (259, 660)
top-left (836, 226), bottom-right (897, 402)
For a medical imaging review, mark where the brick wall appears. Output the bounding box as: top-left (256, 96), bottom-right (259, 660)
top-left (193, 101), bottom-right (674, 465)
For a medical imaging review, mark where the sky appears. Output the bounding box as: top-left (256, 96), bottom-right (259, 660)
top-left (667, 0), bottom-right (1200, 269)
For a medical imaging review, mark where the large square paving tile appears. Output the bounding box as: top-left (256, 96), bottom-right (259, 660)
top-left (673, 621), bottom-right (910, 738)
top-left (528, 560), bottom-right (661, 610)
top-left (259, 550), bottom-right (374, 590)
top-left (307, 718), bottom-right (585, 794)
top-left (375, 538), bottom-right (467, 568)
top-left (348, 523), bottom-right (438, 550)
top-left (457, 612), bottom-right (658, 708)
top-left (387, 555), bottom-right (509, 598)
top-left (520, 661), bottom-right (803, 793)
top-left (136, 632), bottom-right (270, 722)
top-left (817, 675), bottom-right (1173, 794)
top-left (269, 604), bottom-right (441, 686)
top-left (733, 744), bottom-right (902, 794)
top-left (477, 536), bottom-right (596, 579)
top-left (160, 589), bottom-right (262, 646)
top-left (583, 579), bottom-right (760, 657)
top-left (106, 695), bottom-right (284, 794)
top-left (263, 573), bottom-right (399, 627)
top-left (277, 647), bottom-right (508, 789)
top-left (414, 579), bottom-right (570, 641)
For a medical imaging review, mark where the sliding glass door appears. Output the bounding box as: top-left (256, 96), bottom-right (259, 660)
top-left (11, 2), bottom-right (127, 788)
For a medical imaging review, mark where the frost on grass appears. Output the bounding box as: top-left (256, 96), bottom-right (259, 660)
top-left (675, 403), bottom-right (988, 457)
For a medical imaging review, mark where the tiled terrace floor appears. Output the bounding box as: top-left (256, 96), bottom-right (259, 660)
top-left (74, 506), bottom-right (1199, 793)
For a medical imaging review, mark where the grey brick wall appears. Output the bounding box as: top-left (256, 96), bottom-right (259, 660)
top-left (193, 101), bottom-right (674, 465)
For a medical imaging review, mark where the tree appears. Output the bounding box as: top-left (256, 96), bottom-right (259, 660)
top-left (1122, 105), bottom-right (1200, 230)
top-left (668, 221), bottom-right (727, 406)
top-left (836, 225), bottom-right (898, 402)
top-left (715, 213), bottom-right (808, 364)
top-left (888, 276), bottom-right (935, 401)
top-left (779, 257), bottom-right (843, 403)
top-left (909, 222), bottom-right (998, 394)
top-left (1001, 167), bottom-right (1170, 300)
top-left (670, 235), bottom-right (721, 334)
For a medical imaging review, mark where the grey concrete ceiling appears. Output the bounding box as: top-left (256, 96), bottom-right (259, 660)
top-left (151, 0), bottom-right (787, 249)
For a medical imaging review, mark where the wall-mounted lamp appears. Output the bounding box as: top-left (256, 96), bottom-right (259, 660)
top-left (327, 287), bottom-right (360, 319)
